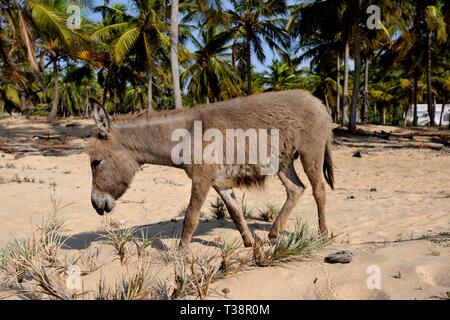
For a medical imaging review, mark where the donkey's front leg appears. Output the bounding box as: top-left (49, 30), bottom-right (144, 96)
top-left (179, 179), bottom-right (211, 249)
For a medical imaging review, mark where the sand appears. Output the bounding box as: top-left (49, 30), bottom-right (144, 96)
top-left (0, 116), bottom-right (449, 300)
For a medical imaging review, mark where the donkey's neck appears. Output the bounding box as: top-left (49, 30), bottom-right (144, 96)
top-left (113, 111), bottom-right (199, 167)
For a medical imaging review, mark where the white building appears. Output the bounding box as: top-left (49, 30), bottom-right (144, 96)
top-left (405, 104), bottom-right (450, 126)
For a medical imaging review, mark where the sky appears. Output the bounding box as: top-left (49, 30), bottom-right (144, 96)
top-left (83, 0), bottom-right (301, 73)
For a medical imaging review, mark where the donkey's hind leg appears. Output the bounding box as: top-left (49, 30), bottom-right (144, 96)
top-left (268, 163), bottom-right (305, 242)
top-left (213, 186), bottom-right (255, 247)
top-left (300, 153), bottom-right (328, 237)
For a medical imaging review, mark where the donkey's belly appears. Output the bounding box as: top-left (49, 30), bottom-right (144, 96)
top-left (213, 165), bottom-right (268, 189)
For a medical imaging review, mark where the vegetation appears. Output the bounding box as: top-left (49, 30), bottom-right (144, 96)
top-left (0, 1), bottom-right (449, 128)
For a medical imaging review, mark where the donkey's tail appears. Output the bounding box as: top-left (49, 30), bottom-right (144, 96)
top-left (323, 133), bottom-right (335, 190)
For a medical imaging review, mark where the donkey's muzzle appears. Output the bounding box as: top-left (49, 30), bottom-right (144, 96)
top-left (91, 190), bottom-right (115, 215)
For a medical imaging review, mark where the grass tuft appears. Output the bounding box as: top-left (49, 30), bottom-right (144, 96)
top-left (258, 203), bottom-right (280, 222)
top-left (101, 227), bottom-right (135, 265)
top-left (209, 197), bottom-right (227, 220)
top-left (253, 220), bottom-right (333, 267)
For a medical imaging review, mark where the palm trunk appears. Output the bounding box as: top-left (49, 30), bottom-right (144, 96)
top-left (361, 58), bottom-right (369, 123)
top-left (147, 70), bottom-right (153, 112)
top-left (170, 0), bottom-right (182, 109)
top-left (413, 72), bottom-right (419, 126)
top-left (426, 30), bottom-right (435, 126)
top-left (349, 9), bottom-right (361, 133)
top-left (342, 41), bottom-right (349, 126)
top-left (48, 58), bottom-right (60, 119)
top-left (324, 93), bottom-right (330, 115)
top-left (380, 104), bottom-right (385, 125)
top-left (245, 39), bottom-right (252, 96)
top-left (439, 97), bottom-right (446, 127)
top-left (336, 51), bottom-right (340, 123)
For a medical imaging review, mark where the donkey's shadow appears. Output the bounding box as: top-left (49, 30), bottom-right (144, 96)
top-left (61, 218), bottom-right (271, 251)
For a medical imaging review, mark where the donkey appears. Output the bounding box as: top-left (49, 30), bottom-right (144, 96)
top-left (87, 90), bottom-right (334, 248)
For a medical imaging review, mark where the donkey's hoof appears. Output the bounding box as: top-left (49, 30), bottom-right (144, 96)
top-left (243, 240), bottom-right (254, 247)
top-left (268, 237), bottom-right (277, 245)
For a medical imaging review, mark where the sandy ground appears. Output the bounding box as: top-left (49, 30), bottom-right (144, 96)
top-left (0, 116), bottom-right (449, 300)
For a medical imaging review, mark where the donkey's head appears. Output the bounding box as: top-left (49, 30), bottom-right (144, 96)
top-left (87, 99), bottom-right (140, 215)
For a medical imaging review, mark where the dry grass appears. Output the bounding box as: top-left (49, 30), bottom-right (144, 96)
top-left (169, 248), bottom-right (221, 300)
top-left (95, 265), bottom-right (155, 300)
top-left (0, 174), bottom-right (44, 184)
top-left (240, 193), bottom-right (253, 218)
top-left (258, 203), bottom-right (280, 222)
top-left (0, 217), bottom-right (79, 299)
top-left (209, 197), bottom-right (227, 220)
top-left (216, 237), bottom-right (251, 275)
top-left (101, 227), bottom-right (135, 265)
top-left (71, 247), bottom-right (102, 275)
top-left (132, 228), bottom-right (155, 258)
top-left (0, 188), bottom-right (331, 300)
top-left (253, 220), bottom-right (333, 267)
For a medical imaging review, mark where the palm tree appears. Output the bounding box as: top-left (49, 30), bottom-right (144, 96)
top-left (260, 59), bottom-right (300, 92)
top-left (424, 3), bottom-right (447, 126)
top-left (181, 27), bottom-right (242, 103)
top-left (170, 0), bottom-right (182, 109)
top-left (215, 0), bottom-right (288, 96)
top-left (288, 0), bottom-right (351, 124)
top-left (1, 0), bottom-right (84, 117)
top-left (92, 1), bottom-right (169, 111)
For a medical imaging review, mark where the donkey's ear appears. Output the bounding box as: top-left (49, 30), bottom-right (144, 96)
top-left (90, 98), bottom-right (110, 138)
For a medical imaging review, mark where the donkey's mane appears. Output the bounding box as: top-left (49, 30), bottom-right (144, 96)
top-left (110, 106), bottom-right (203, 123)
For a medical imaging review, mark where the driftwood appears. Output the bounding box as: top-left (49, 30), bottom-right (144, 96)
top-left (32, 134), bottom-right (66, 140)
top-left (384, 130), bottom-right (450, 139)
top-left (333, 126), bottom-right (450, 151)
top-left (336, 141), bottom-right (444, 150)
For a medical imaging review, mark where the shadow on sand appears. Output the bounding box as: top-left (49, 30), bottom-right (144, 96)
top-left (61, 217), bottom-right (271, 251)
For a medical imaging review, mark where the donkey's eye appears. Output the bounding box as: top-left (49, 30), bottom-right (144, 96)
top-left (91, 160), bottom-right (102, 168)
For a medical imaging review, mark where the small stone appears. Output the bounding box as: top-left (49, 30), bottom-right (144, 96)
top-left (324, 251), bottom-right (353, 264)
top-left (370, 187), bottom-right (377, 192)
top-left (222, 288), bottom-right (230, 298)
top-left (353, 151), bottom-right (363, 158)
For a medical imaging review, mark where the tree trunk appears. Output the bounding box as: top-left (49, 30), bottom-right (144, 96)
top-left (335, 51), bottom-right (340, 123)
top-left (324, 93), bottom-right (331, 115)
top-left (48, 58), bottom-right (59, 119)
top-left (342, 41), bottom-right (349, 126)
top-left (170, 0), bottom-right (182, 109)
top-left (380, 104), bottom-right (385, 124)
top-left (361, 58), bottom-right (369, 123)
top-left (147, 70), bottom-right (153, 112)
top-left (439, 97), bottom-right (446, 127)
top-left (245, 39), bottom-right (252, 96)
top-left (426, 30), bottom-right (435, 126)
top-left (413, 72), bottom-right (419, 126)
top-left (349, 9), bottom-right (361, 133)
